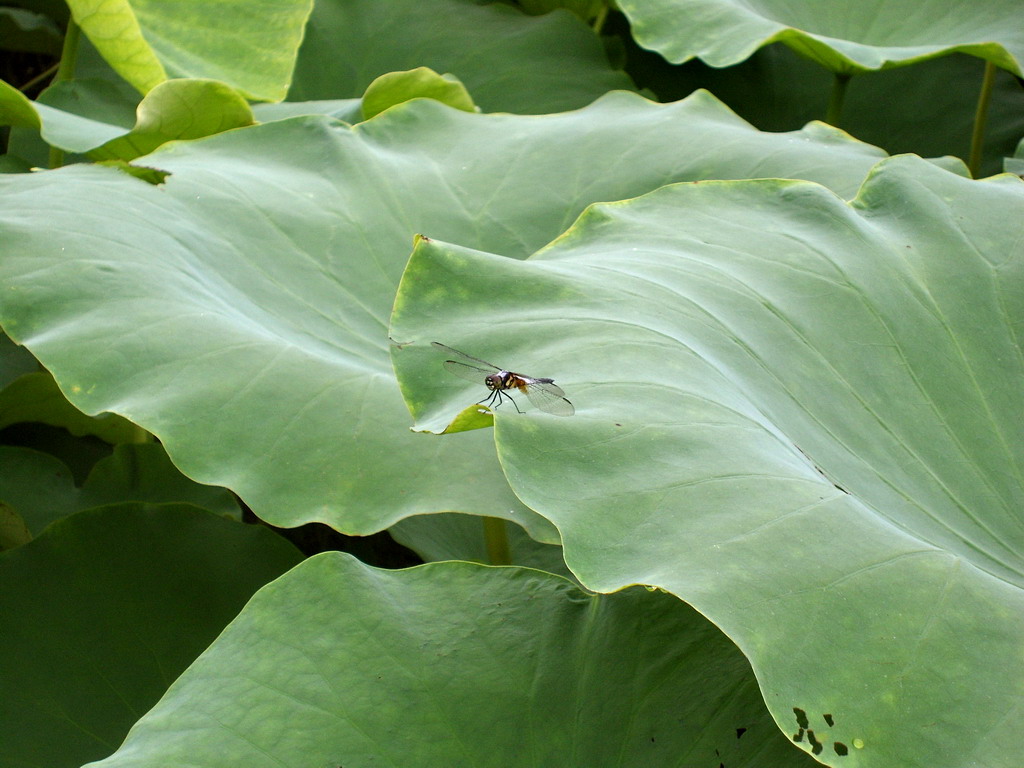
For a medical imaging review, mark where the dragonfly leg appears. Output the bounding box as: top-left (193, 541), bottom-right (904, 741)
top-left (477, 389), bottom-right (523, 414)
top-left (496, 390), bottom-right (523, 414)
top-left (477, 390), bottom-right (499, 411)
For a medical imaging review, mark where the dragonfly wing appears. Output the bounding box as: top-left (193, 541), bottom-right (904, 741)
top-left (431, 342), bottom-right (500, 370)
top-left (442, 359), bottom-right (494, 384)
top-left (523, 379), bottom-right (575, 417)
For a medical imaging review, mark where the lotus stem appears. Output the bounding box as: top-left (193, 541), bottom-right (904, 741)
top-left (18, 63), bottom-right (59, 94)
top-left (825, 72), bottom-right (852, 127)
top-left (483, 516), bottom-right (511, 565)
top-left (48, 18), bottom-right (81, 169)
top-left (969, 61), bottom-right (996, 178)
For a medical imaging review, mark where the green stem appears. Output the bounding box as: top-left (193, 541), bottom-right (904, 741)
top-left (968, 61), bottom-right (996, 178)
top-left (48, 17), bottom-right (82, 169)
top-left (19, 63), bottom-right (60, 94)
top-left (825, 72), bottom-right (852, 127)
top-left (482, 516), bottom-right (511, 565)
top-left (592, 4), bottom-right (609, 34)
top-left (55, 18), bottom-right (81, 82)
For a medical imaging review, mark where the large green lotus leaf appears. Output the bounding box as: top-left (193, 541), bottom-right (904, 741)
top-left (288, 0), bottom-right (634, 113)
top-left (0, 93), bottom-right (892, 538)
top-left (66, 0), bottom-right (312, 99)
top-left (389, 156), bottom-right (1024, 767)
top-left (0, 503), bottom-right (302, 768)
top-left (0, 443), bottom-right (240, 537)
top-left (618, 0), bottom-right (1024, 74)
top-left (628, 44), bottom-right (1024, 178)
top-left (84, 554), bottom-right (817, 768)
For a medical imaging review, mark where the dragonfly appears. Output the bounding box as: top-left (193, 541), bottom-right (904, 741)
top-left (432, 342), bottom-right (574, 417)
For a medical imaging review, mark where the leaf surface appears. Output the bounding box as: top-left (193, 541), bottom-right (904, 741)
top-left (0, 93), bottom-right (890, 536)
top-left (390, 156), bottom-right (1024, 767)
top-left (66, 0), bottom-right (312, 99)
top-left (288, 0), bottom-right (634, 112)
top-left (618, 0), bottom-right (1024, 74)
top-left (360, 67), bottom-right (476, 120)
top-left (89, 79), bottom-right (254, 161)
top-left (84, 555), bottom-right (818, 768)
top-left (0, 503), bottom-right (302, 768)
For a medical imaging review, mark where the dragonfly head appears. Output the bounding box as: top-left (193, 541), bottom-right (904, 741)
top-left (485, 372), bottom-right (513, 392)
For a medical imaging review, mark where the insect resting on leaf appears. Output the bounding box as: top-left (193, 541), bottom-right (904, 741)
top-left (432, 342), bottom-right (574, 417)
